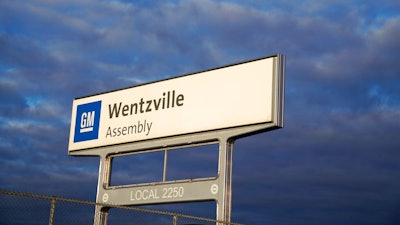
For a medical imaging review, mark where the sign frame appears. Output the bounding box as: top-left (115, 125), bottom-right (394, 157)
top-left (69, 54), bottom-right (284, 153)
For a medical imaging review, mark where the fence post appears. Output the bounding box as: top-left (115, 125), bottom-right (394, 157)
top-left (173, 214), bottom-right (178, 225)
top-left (49, 196), bottom-right (56, 225)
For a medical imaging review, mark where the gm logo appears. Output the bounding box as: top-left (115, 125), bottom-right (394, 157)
top-left (74, 101), bottom-right (102, 143)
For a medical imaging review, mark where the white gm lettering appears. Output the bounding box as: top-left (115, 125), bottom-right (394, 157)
top-left (130, 187), bottom-right (184, 201)
top-left (80, 111), bottom-right (95, 133)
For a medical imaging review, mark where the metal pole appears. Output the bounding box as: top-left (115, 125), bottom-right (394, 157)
top-left (94, 155), bottom-right (110, 225)
top-left (163, 149), bottom-right (168, 182)
top-left (216, 137), bottom-right (233, 225)
top-left (48, 197), bottom-right (56, 225)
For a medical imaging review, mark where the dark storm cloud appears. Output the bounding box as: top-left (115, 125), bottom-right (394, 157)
top-left (1, 0), bottom-right (399, 225)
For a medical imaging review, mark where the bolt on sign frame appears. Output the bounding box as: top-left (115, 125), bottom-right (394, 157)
top-left (68, 54), bottom-right (285, 225)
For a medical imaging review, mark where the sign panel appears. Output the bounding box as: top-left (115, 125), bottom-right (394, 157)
top-left (69, 54), bottom-right (283, 152)
top-left (98, 179), bottom-right (220, 206)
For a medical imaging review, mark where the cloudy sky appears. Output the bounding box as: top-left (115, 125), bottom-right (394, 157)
top-left (1, 0), bottom-right (400, 224)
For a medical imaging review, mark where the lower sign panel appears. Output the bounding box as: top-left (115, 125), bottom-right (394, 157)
top-left (100, 179), bottom-right (220, 206)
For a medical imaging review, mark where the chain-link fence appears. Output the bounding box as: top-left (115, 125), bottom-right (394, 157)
top-left (0, 189), bottom-right (243, 225)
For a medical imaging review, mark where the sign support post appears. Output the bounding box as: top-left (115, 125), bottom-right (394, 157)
top-left (217, 138), bottom-right (234, 224)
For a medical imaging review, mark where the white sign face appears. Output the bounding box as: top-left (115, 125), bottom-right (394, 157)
top-left (68, 55), bottom-right (283, 152)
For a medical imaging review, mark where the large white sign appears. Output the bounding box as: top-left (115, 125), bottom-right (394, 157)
top-left (68, 55), bottom-right (284, 152)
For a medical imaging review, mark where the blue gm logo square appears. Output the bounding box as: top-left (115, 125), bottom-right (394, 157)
top-left (74, 101), bottom-right (102, 143)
